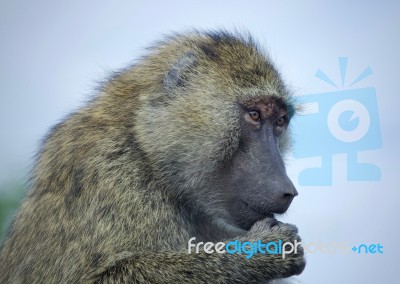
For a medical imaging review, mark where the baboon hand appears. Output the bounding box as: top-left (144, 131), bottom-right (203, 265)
top-left (246, 217), bottom-right (306, 278)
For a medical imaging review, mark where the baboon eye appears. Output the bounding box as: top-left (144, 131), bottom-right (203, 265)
top-left (276, 117), bottom-right (285, 127)
top-left (248, 110), bottom-right (260, 121)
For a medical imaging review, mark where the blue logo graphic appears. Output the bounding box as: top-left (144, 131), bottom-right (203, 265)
top-left (292, 57), bottom-right (382, 186)
top-left (352, 243), bottom-right (383, 254)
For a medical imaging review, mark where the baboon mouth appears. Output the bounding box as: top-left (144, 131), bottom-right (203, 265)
top-left (241, 200), bottom-right (274, 218)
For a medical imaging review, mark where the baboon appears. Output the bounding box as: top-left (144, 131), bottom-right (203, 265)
top-left (0, 30), bottom-right (305, 283)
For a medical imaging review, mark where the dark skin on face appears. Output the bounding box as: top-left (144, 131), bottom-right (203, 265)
top-left (221, 96), bottom-right (298, 231)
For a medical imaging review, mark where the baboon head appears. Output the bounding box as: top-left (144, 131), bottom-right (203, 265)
top-left (134, 31), bottom-right (297, 232)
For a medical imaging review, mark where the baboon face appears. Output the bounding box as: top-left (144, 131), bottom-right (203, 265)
top-left (217, 96), bottom-right (297, 231)
top-left (135, 33), bottom-right (298, 232)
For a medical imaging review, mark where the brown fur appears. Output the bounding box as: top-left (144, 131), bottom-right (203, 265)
top-left (0, 30), bottom-right (304, 283)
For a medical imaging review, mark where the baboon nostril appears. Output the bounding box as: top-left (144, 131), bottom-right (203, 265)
top-left (283, 192), bottom-right (296, 199)
top-left (284, 183), bottom-right (298, 198)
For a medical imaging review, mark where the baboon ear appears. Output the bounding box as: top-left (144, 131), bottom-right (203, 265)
top-left (164, 51), bottom-right (196, 94)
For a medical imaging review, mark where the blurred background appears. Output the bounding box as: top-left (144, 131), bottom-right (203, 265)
top-left (0, 1), bottom-right (399, 283)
